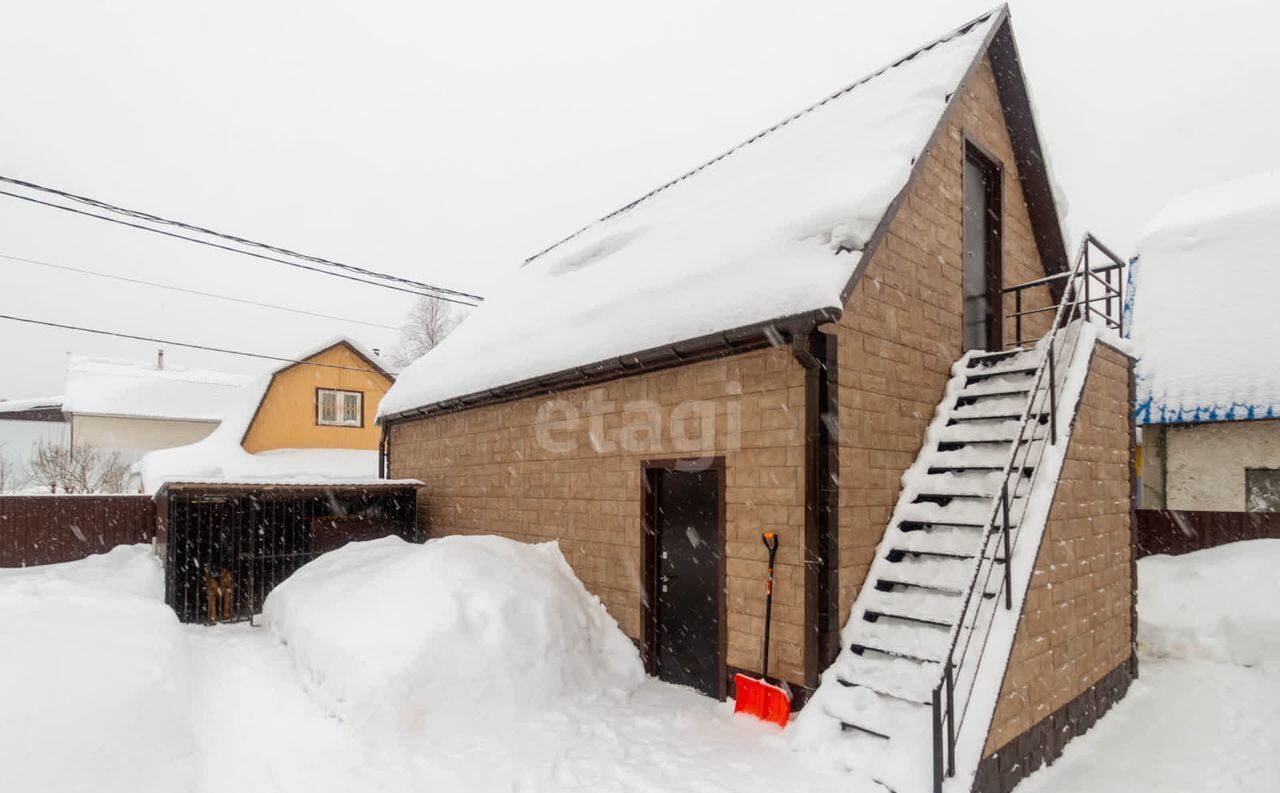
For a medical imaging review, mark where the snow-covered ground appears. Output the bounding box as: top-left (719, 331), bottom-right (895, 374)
top-left (2, 537), bottom-right (1277, 793)
top-left (1017, 540), bottom-right (1280, 793)
top-left (0, 538), bottom-right (862, 793)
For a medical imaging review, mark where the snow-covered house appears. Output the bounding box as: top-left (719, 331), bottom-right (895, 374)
top-left (1131, 169), bottom-right (1280, 512)
top-left (137, 338), bottom-right (394, 493)
top-left (0, 353), bottom-right (252, 461)
top-left (379, 8), bottom-right (1135, 793)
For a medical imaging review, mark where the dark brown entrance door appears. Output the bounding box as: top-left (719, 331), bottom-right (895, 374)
top-left (962, 141), bottom-right (1003, 352)
top-left (648, 466), bottom-right (723, 698)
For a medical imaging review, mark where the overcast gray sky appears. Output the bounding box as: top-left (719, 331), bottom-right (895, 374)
top-left (1, 0), bottom-right (1277, 406)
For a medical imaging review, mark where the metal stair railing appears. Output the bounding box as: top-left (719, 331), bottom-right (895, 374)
top-left (929, 234), bottom-right (1125, 793)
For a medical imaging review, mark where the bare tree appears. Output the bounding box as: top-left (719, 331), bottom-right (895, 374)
top-left (390, 295), bottom-right (462, 368)
top-left (0, 444), bottom-right (13, 493)
top-left (23, 440), bottom-right (131, 494)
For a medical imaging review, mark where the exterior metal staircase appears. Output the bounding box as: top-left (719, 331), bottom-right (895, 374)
top-left (795, 236), bottom-right (1127, 793)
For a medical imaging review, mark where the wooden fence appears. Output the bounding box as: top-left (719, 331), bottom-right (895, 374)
top-left (0, 495), bottom-right (156, 567)
top-left (1135, 509), bottom-right (1280, 558)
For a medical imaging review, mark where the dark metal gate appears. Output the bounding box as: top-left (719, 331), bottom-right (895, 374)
top-left (156, 482), bottom-right (419, 624)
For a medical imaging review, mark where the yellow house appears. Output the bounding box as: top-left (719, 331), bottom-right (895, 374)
top-left (242, 339), bottom-right (393, 454)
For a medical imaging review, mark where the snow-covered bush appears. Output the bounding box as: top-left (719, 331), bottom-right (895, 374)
top-left (262, 535), bottom-right (644, 737)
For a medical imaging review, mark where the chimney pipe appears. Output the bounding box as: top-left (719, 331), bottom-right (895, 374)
top-left (157, 349), bottom-right (164, 370)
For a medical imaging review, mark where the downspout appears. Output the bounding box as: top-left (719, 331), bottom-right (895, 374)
top-left (378, 419), bottom-right (390, 479)
top-left (791, 324), bottom-right (840, 692)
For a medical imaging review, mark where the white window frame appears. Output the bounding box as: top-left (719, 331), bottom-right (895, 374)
top-left (317, 388), bottom-right (363, 427)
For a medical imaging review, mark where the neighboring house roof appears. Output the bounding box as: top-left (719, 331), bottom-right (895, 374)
top-left (60, 357), bottom-right (253, 422)
top-left (379, 5), bottom-right (1067, 421)
top-left (1131, 167), bottom-right (1280, 425)
top-left (238, 338), bottom-right (394, 446)
top-left (137, 338), bottom-right (394, 494)
top-left (0, 395), bottom-right (65, 422)
top-left (274, 336), bottom-right (395, 379)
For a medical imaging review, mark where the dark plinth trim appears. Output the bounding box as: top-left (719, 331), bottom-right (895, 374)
top-left (971, 656), bottom-right (1135, 793)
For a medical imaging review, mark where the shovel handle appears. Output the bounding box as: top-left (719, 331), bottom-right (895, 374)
top-left (761, 532), bottom-right (779, 679)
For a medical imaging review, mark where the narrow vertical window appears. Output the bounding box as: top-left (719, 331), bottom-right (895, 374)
top-left (342, 392), bottom-right (360, 424)
top-left (962, 141), bottom-right (1003, 352)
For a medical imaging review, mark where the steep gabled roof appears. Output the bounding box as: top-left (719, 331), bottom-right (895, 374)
top-left (381, 5), bottom-right (1067, 421)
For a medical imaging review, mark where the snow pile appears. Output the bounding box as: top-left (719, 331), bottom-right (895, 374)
top-left (380, 12), bottom-right (998, 418)
top-left (1131, 167), bottom-right (1280, 423)
top-left (62, 355), bottom-right (252, 421)
top-left (0, 545), bottom-right (194, 793)
top-left (1137, 539), bottom-right (1280, 669)
top-left (136, 374), bottom-right (383, 493)
top-left (262, 535), bottom-right (645, 738)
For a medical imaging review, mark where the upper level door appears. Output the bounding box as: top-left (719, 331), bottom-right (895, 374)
top-left (962, 143), bottom-right (1003, 352)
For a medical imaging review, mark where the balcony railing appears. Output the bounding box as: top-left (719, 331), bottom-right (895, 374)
top-left (1003, 233), bottom-right (1127, 348)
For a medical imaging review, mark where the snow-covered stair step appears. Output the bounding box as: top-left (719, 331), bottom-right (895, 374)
top-left (938, 418), bottom-right (1049, 444)
top-left (876, 573), bottom-right (1005, 601)
top-left (966, 346), bottom-right (1038, 371)
top-left (910, 470), bottom-right (1009, 497)
top-left (964, 361), bottom-right (1040, 382)
top-left (850, 617), bottom-right (951, 663)
top-left (949, 394), bottom-right (1037, 420)
top-left (888, 524), bottom-right (983, 557)
top-left (877, 555), bottom-right (977, 591)
top-left (896, 498), bottom-right (1025, 528)
top-left (825, 682), bottom-right (931, 739)
top-left (834, 654), bottom-right (939, 704)
top-left (859, 587), bottom-right (963, 626)
top-left (928, 441), bottom-right (1044, 470)
top-left (956, 371), bottom-right (1038, 397)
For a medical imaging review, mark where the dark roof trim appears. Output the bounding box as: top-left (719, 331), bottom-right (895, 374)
top-left (986, 15), bottom-right (1071, 278)
top-left (271, 340), bottom-right (393, 381)
top-left (839, 6), bottom-right (1070, 306)
top-left (239, 340), bottom-right (395, 447)
top-left (523, 6), bottom-right (1002, 267)
top-left (839, 7), bottom-right (1069, 303)
top-left (0, 407), bottom-right (66, 423)
top-left (379, 307), bottom-right (842, 423)
top-left (155, 480), bottom-right (419, 497)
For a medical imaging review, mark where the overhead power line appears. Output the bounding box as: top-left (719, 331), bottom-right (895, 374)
top-left (0, 314), bottom-right (391, 374)
top-left (0, 188), bottom-right (479, 307)
top-left (0, 252), bottom-right (401, 332)
top-left (0, 174), bottom-right (484, 306)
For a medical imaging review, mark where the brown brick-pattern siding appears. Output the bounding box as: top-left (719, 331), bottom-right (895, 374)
top-left (982, 343), bottom-right (1134, 756)
top-left (834, 55), bottom-right (1054, 620)
top-left (388, 346), bottom-right (811, 684)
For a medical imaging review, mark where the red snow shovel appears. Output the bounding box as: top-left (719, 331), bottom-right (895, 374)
top-left (733, 532), bottom-right (791, 727)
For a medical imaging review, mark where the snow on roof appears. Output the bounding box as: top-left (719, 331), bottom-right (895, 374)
top-left (0, 395), bottom-right (63, 414)
top-left (136, 346), bottom-right (404, 494)
top-left (1131, 167), bottom-right (1280, 424)
top-left (60, 357), bottom-right (253, 422)
top-left (269, 336), bottom-right (396, 377)
top-left (379, 11), bottom-right (998, 418)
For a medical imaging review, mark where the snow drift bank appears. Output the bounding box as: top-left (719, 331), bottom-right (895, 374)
top-left (1138, 539), bottom-right (1280, 669)
top-left (0, 545), bottom-right (194, 793)
top-left (262, 535), bottom-right (645, 736)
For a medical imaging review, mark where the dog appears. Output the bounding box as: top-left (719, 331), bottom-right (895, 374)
top-left (202, 567), bottom-right (235, 623)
